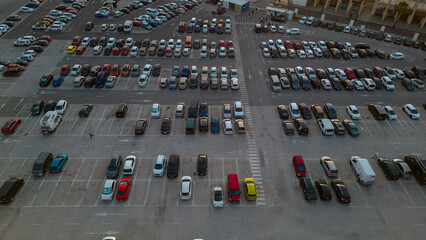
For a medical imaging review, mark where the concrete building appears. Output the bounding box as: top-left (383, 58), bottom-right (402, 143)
top-left (223, 0), bottom-right (251, 11)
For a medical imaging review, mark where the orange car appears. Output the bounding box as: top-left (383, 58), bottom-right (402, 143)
top-left (1, 117), bottom-right (21, 135)
top-left (121, 64), bottom-right (131, 77)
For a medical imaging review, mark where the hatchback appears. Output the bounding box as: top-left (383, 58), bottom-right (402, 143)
top-left (122, 156), bottom-right (136, 175)
top-left (180, 176), bottom-right (192, 200)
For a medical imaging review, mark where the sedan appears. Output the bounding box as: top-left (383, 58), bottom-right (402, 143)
top-left (315, 179), bottom-right (332, 200)
top-left (180, 176), bottom-right (192, 200)
top-left (331, 179), bottom-right (351, 203)
top-left (402, 104), bottom-right (420, 119)
top-left (101, 179), bottom-right (116, 202)
top-left (346, 105), bottom-right (361, 120)
top-left (321, 79), bottom-right (332, 90)
top-left (212, 187), bottom-right (224, 208)
top-left (343, 119), bottom-right (359, 136)
top-left (122, 156), bottom-right (136, 175)
top-left (1, 117), bottom-right (21, 135)
top-left (116, 178), bottom-right (132, 201)
top-left (282, 120), bottom-right (294, 135)
top-left (160, 116), bottom-right (171, 134)
top-left (79, 104), bottom-right (93, 117)
top-left (49, 154), bottom-right (68, 173)
top-left (277, 105), bottom-right (289, 119)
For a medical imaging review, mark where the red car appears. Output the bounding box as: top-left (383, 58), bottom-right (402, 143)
top-left (60, 64), bottom-right (70, 76)
top-left (41, 18), bottom-right (54, 24)
top-left (284, 40), bottom-right (292, 50)
top-left (65, 7), bottom-right (77, 13)
top-left (292, 42), bottom-right (302, 50)
top-left (111, 65), bottom-right (120, 76)
top-left (7, 64), bottom-right (25, 71)
top-left (121, 45), bottom-right (130, 56)
top-left (292, 155), bottom-right (306, 177)
top-left (76, 46), bottom-right (86, 55)
top-left (1, 117), bottom-right (21, 135)
top-left (219, 40), bottom-right (225, 48)
top-left (373, 66), bottom-right (385, 78)
top-left (344, 67), bottom-right (356, 79)
top-left (165, 47), bottom-right (173, 57)
top-left (116, 178), bottom-right (132, 201)
top-left (71, 36), bottom-right (81, 46)
top-left (37, 36), bottom-right (51, 42)
top-left (132, 20), bottom-right (141, 27)
top-left (102, 64), bottom-right (111, 75)
top-left (112, 47), bottom-right (121, 56)
top-left (226, 40), bottom-right (234, 49)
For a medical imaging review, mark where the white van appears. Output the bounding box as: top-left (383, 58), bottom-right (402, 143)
top-left (146, 8), bottom-right (159, 17)
top-left (270, 75), bottom-right (281, 92)
top-left (350, 156), bottom-right (376, 185)
top-left (317, 118), bottom-right (334, 136)
top-left (123, 20), bottom-right (133, 33)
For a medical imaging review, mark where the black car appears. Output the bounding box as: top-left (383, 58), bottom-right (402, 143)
top-left (85, 22), bottom-right (94, 31)
top-left (167, 154), bottom-right (179, 179)
top-left (84, 77), bottom-right (95, 88)
top-left (331, 179), bottom-right (351, 203)
top-left (6, 15), bottom-right (20, 21)
top-left (282, 120), bottom-right (294, 135)
top-left (26, 45), bottom-right (43, 53)
top-left (44, 100), bottom-right (56, 114)
top-left (0, 177), bottom-right (24, 204)
top-left (412, 66), bottom-right (425, 79)
top-left (39, 73), bottom-right (53, 87)
top-left (300, 177), bottom-right (317, 201)
top-left (330, 48), bottom-right (341, 58)
top-left (33, 40), bottom-right (49, 46)
top-left (331, 78), bottom-right (342, 90)
top-left (393, 37), bottom-right (402, 45)
top-left (89, 37), bottom-right (98, 47)
top-left (403, 69), bottom-right (416, 79)
top-left (364, 68), bottom-right (376, 78)
top-left (342, 79), bottom-right (354, 90)
top-left (81, 64), bottom-right (91, 76)
top-left (197, 154), bottom-right (208, 176)
top-left (411, 41), bottom-right (420, 49)
top-left (116, 103), bottom-right (128, 117)
top-left (343, 119), bottom-right (359, 136)
top-left (365, 48), bottom-right (376, 58)
top-left (79, 104), bottom-right (93, 117)
top-left (99, 37), bottom-right (107, 47)
top-left (116, 39), bottom-right (125, 48)
top-left (316, 69), bottom-right (327, 79)
top-left (375, 49), bottom-right (385, 59)
top-left (294, 118), bottom-right (309, 135)
top-left (403, 38), bottom-right (412, 47)
top-left (106, 155), bottom-right (122, 179)
top-left (134, 40), bottom-right (142, 48)
top-left (341, 49), bottom-right (351, 59)
top-left (311, 104), bottom-right (325, 119)
top-left (402, 78), bottom-right (415, 91)
top-left (331, 119), bottom-right (345, 135)
top-left (160, 116), bottom-right (171, 134)
top-left (31, 100), bottom-right (45, 115)
top-left (134, 119), bottom-right (147, 135)
top-left (354, 68), bottom-right (365, 78)
top-left (153, 64), bottom-right (161, 76)
top-left (104, 46), bottom-right (112, 56)
top-left (277, 105), bottom-right (289, 119)
top-left (310, 79), bottom-right (321, 89)
top-left (377, 158), bottom-right (401, 180)
top-left (356, 49), bottom-right (367, 58)
top-left (157, 46), bottom-right (165, 56)
top-left (56, 5), bottom-right (67, 10)
top-left (315, 179), bottom-right (332, 200)
top-left (324, 103), bottom-right (337, 119)
top-left (298, 103), bottom-right (312, 119)
top-left (372, 77), bottom-right (383, 89)
top-left (301, 76), bottom-right (311, 90)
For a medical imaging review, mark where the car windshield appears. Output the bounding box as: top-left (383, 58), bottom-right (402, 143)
top-left (56, 105), bottom-right (63, 110)
top-left (297, 166), bottom-right (305, 171)
top-left (32, 105), bottom-right (39, 110)
top-left (229, 189), bottom-right (239, 196)
top-left (108, 164), bottom-right (117, 171)
top-left (411, 109), bottom-right (418, 114)
top-left (214, 191), bottom-right (222, 201)
top-left (293, 109), bottom-right (299, 114)
top-left (389, 110), bottom-right (395, 115)
top-left (154, 164), bottom-right (163, 170)
top-left (152, 108), bottom-right (158, 113)
top-left (350, 125), bottom-right (358, 132)
top-left (102, 187), bottom-right (112, 194)
top-left (168, 164), bottom-right (177, 170)
top-left (352, 109), bottom-right (359, 114)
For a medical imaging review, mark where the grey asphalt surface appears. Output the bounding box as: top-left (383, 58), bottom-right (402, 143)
top-left (0, 0), bottom-right (425, 240)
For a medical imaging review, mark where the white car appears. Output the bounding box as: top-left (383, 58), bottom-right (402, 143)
top-left (101, 180), bottom-right (116, 202)
top-left (142, 64), bottom-right (152, 76)
top-left (167, 39), bottom-right (175, 48)
top-left (19, 54), bottom-right (34, 61)
top-left (210, 67), bottom-right (218, 78)
top-left (402, 104), bottom-right (420, 119)
top-left (106, 37), bottom-right (116, 47)
top-left (262, 48), bottom-right (270, 57)
top-left (313, 48), bottom-right (323, 57)
top-left (101, 24), bottom-right (109, 31)
top-left (343, 26), bottom-right (351, 33)
top-left (295, 66), bottom-right (305, 78)
top-left (299, 17), bottom-right (307, 24)
top-left (321, 79), bottom-right (332, 90)
top-left (287, 49), bottom-right (296, 58)
top-left (234, 101), bottom-right (244, 118)
top-left (393, 68), bottom-right (405, 79)
top-left (346, 105), bottom-right (361, 119)
top-left (384, 106), bottom-right (397, 120)
top-left (326, 68), bottom-right (336, 78)
top-left (153, 155), bottom-right (166, 177)
top-left (125, 38), bottom-right (133, 46)
top-left (267, 39), bottom-right (275, 49)
top-left (289, 102), bottom-right (300, 119)
top-left (122, 156), bottom-right (136, 175)
top-left (335, 69), bottom-right (347, 80)
top-left (343, 42), bottom-right (352, 49)
top-left (361, 78), bottom-right (376, 90)
top-left (220, 67), bottom-right (228, 78)
top-left (286, 28), bottom-right (300, 34)
top-left (381, 77), bottom-right (395, 90)
top-left (71, 64), bottom-right (82, 76)
top-left (151, 103), bottom-right (160, 118)
top-left (139, 74), bottom-right (148, 87)
top-left (93, 45), bottom-right (103, 55)
top-left (301, 41), bottom-right (310, 50)
top-left (308, 41), bottom-right (317, 49)
top-left (383, 68), bottom-right (397, 80)
top-left (318, 41), bottom-right (327, 51)
top-left (231, 78), bottom-right (239, 90)
top-left (14, 39), bottom-right (31, 46)
top-left (219, 47), bottom-right (226, 57)
top-left (212, 187), bottom-right (224, 208)
top-left (23, 50), bottom-right (36, 57)
top-left (276, 39), bottom-right (284, 48)
top-left (21, 7), bottom-right (34, 13)
top-left (296, 50), bottom-right (306, 58)
top-left (55, 100), bottom-right (68, 115)
top-left (388, 52), bottom-right (404, 60)
top-left (81, 37), bottom-right (90, 46)
top-left (180, 176), bottom-right (192, 200)
top-left (230, 69), bottom-right (238, 79)
top-left (305, 49), bottom-right (314, 58)
top-left (130, 46), bottom-right (139, 56)
top-left (50, 10), bottom-right (63, 16)
top-left (352, 79), bottom-right (364, 90)
top-left (174, 48), bottom-right (182, 57)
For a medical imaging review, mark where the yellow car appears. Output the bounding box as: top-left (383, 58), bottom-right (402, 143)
top-left (121, 64), bottom-right (131, 77)
top-left (37, 21), bottom-right (50, 26)
top-left (243, 178), bottom-right (257, 201)
top-left (67, 45), bottom-right (77, 54)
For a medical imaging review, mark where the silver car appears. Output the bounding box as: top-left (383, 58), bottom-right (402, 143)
top-left (320, 156), bottom-right (338, 178)
top-left (101, 179), bottom-right (117, 202)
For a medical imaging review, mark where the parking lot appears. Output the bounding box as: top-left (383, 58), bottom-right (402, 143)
top-left (0, 0), bottom-right (425, 239)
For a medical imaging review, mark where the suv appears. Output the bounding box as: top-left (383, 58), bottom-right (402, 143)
top-left (377, 158), bottom-right (401, 180)
top-left (320, 156), bottom-right (338, 177)
top-left (0, 177), bottom-right (24, 204)
top-left (116, 103), bottom-right (128, 117)
top-left (106, 155), bottom-right (122, 179)
top-left (197, 154), bottom-right (208, 176)
top-left (300, 177), bottom-right (317, 201)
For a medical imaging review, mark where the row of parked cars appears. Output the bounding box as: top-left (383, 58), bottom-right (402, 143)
top-left (177, 17), bottom-right (232, 34)
top-left (293, 154), bottom-right (425, 203)
top-left (0, 0), bottom-right (44, 37)
top-left (261, 39), bottom-right (402, 60)
top-left (299, 16), bottom-right (426, 51)
top-left (277, 102), bottom-right (423, 136)
top-left (268, 66), bottom-right (425, 91)
top-left (32, 0), bottom-right (85, 31)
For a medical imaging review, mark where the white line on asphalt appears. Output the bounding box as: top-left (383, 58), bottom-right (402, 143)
top-left (68, 117), bottom-right (79, 135)
top-left (399, 181), bottom-right (417, 207)
top-left (93, 106), bottom-right (108, 134)
top-left (27, 178), bottom-right (45, 207)
top-left (78, 158), bottom-right (99, 206)
top-left (65, 158), bottom-right (85, 206)
top-left (385, 180), bottom-right (400, 205)
top-left (143, 170), bottom-right (153, 206)
top-left (0, 157), bottom-right (14, 178)
top-left (359, 118), bottom-right (373, 136)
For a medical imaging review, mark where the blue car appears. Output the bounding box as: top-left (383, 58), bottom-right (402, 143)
top-left (148, 20), bottom-right (158, 27)
top-left (194, 25), bottom-right (200, 33)
top-left (142, 23), bottom-right (152, 30)
top-left (210, 26), bottom-right (215, 33)
top-left (211, 117), bottom-right (220, 133)
top-left (94, 11), bottom-right (108, 18)
top-left (52, 76), bottom-right (64, 86)
top-left (181, 66), bottom-right (189, 77)
top-left (49, 154), bottom-right (68, 173)
top-left (25, 2), bottom-right (39, 8)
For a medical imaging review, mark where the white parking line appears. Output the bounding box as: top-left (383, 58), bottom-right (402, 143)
top-left (0, 158), bottom-right (14, 178)
top-left (78, 158), bottom-right (99, 206)
top-left (93, 106), bottom-right (108, 134)
top-left (65, 158), bottom-right (85, 206)
top-left (399, 181), bottom-right (417, 207)
top-left (385, 180), bottom-right (400, 205)
top-left (27, 178), bottom-right (44, 207)
top-left (143, 170), bottom-right (153, 206)
top-left (359, 118), bottom-right (373, 136)
top-left (67, 118), bottom-right (79, 135)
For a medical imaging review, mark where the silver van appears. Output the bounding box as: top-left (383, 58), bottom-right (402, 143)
top-left (317, 118), bottom-right (334, 136)
top-left (350, 156), bottom-right (376, 185)
top-left (270, 75), bottom-right (281, 92)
